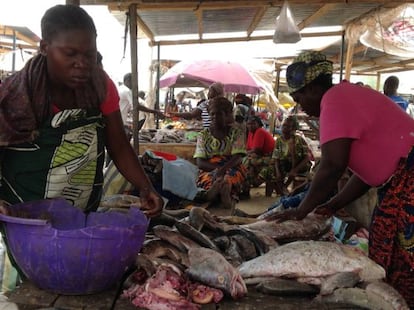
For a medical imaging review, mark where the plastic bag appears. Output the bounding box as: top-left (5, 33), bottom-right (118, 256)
top-left (273, 1), bottom-right (301, 44)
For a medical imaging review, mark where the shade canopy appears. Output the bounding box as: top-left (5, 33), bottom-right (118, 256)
top-left (159, 59), bottom-right (263, 94)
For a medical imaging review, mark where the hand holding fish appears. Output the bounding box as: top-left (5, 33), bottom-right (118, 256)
top-left (139, 187), bottom-right (164, 218)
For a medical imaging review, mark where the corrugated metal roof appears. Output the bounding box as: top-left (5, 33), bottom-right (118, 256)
top-left (80, 0), bottom-right (414, 74)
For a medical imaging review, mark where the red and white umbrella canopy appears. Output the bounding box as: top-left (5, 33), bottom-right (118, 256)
top-left (160, 59), bottom-right (263, 94)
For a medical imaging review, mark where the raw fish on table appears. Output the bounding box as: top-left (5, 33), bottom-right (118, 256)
top-left (241, 213), bottom-right (332, 242)
top-left (186, 247), bottom-right (247, 299)
top-left (238, 240), bottom-right (385, 282)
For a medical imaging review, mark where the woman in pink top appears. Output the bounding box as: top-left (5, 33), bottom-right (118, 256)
top-left (265, 51), bottom-right (414, 307)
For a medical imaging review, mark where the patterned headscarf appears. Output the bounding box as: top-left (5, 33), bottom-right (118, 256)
top-left (286, 51), bottom-right (333, 93)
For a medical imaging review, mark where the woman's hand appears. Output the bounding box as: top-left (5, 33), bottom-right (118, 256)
top-left (139, 189), bottom-right (164, 218)
top-left (314, 202), bottom-right (335, 218)
top-left (0, 200), bottom-right (10, 215)
top-left (263, 207), bottom-right (308, 222)
top-left (156, 111), bottom-right (166, 119)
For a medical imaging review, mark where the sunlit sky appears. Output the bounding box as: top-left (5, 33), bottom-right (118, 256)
top-left (1, 0), bottom-right (413, 92)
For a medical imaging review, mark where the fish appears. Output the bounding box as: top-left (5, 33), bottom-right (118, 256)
top-left (319, 272), bottom-right (361, 295)
top-left (141, 239), bottom-right (189, 267)
top-left (188, 207), bottom-right (209, 231)
top-left (256, 278), bottom-right (319, 296)
top-left (174, 220), bottom-right (220, 251)
top-left (186, 247), bottom-right (248, 300)
top-left (223, 238), bottom-right (244, 267)
top-left (315, 286), bottom-right (408, 310)
top-left (217, 215), bottom-right (258, 225)
top-left (241, 213), bottom-right (333, 242)
top-left (152, 225), bottom-right (201, 252)
top-left (364, 280), bottom-right (409, 310)
top-left (188, 207), bottom-right (230, 233)
top-left (226, 227), bottom-right (268, 256)
top-left (163, 208), bottom-right (190, 219)
top-left (230, 234), bottom-right (257, 261)
top-left (100, 194), bottom-right (141, 209)
top-left (212, 235), bottom-right (231, 251)
top-left (238, 241), bottom-right (386, 282)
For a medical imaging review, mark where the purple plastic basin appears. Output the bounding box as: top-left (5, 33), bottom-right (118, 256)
top-left (0, 198), bottom-right (149, 295)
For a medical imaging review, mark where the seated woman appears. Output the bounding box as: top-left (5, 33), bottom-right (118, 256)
top-left (193, 97), bottom-right (247, 211)
top-left (265, 115), bottom-right (312, 196)
top-left (241, 115), bottom-right (275, 199)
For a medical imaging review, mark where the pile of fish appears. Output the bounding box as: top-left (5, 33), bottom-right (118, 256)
top-left (106, 199), bottom-right (409, 310)
top-left (238, 240), bottom-right (408, 309)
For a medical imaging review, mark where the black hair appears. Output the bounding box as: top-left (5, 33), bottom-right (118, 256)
top-left (208, 97), bottom-right (233, 114)
top-left (138, 91), bottom-right (146, 99)
top-left (123, 73), bottom-right (132, 84)
top-left (383, 76), bottom-right (399, 96)
top-left (97, 51), bottom-right (103, 65)
top-left (284, 115), bottom-right (299, 130)
top-left (247, 115), bottom-right (263, 127)
top-left (41, 5), bottom-right (97, 41)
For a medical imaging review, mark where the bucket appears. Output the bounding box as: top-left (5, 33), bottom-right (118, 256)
top-left (0, 198), bottom-right (148, 295)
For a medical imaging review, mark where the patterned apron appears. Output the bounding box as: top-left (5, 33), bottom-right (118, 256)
top-left (1, 108), bottom-right (105, 213)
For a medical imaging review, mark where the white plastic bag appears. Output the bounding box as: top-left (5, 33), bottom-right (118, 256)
top-left (273, 1), bottom-right (301, 44)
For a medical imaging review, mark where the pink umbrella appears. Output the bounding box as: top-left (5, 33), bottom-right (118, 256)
top-left (159, 59), bottom-right (263, 94)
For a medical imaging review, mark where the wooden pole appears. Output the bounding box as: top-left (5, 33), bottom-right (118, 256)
top-left (344, 39), bottom-right (355, 81)
top-left (128, 4), bottom-right (140, 154)
top-left (269, 62), bottom-right (281, 136)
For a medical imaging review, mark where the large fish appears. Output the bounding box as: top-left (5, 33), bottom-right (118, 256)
top-left (238, 241), bottom-right (386, 282)
top-left (241, 213), bottom-right (332, 242)
top-left (141, 239), bottom-right (189, 267)
top-left (186, 247), bottom-right (247, 300)
top-left (174, 220), bottom-right (220, 251)
top-left (152, 225), bottom-right (201, 252)
top-left (316, 285), bottom-right (409, 310)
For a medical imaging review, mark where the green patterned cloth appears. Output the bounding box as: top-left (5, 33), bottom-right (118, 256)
top-left (287, 51), bottom-right (333, 93)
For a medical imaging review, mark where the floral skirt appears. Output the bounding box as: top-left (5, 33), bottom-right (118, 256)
top-left (197, 155), bottom-right (246, 196)
top-left (369, 146), bottom-right (414, 308)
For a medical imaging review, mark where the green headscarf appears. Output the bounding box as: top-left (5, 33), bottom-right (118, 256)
top-left (287, 51), bottom-right (333, 93)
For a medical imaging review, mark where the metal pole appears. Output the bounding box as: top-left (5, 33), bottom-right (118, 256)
top-left (128, 4), bottom-right (140, 153)
top-left (12, 30), bottom-right (16, 72)
top-left (155, 42), bottom-right (161, 129)
top-left (339, 30), bottom-right (345, 81)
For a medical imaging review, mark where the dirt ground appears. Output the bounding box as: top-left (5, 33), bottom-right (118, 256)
top-left (207, 184), bottom-right (276, 218)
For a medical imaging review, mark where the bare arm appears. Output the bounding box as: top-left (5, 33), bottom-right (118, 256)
top-left (136, 104), bottom-right (165, 119)
top-left (196, 154), bottom-right (243, 178)
top-left (290, 154), bottom-right (310, 176)
top-left (196, 157), bottom-right (218, 172)
top-left (171, 108), bottom-right (202, 120)
top-left (315, 174), bottom-right (371, 217)
top-left (104, 111), bottom-right (163, 217)
top-left (265, 138), bottom-right (352, 221)
top-left (216, 154), bottom-right (243, 177)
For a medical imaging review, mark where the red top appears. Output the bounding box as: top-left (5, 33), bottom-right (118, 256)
top-left (246, 127), bottom-right (275, 155)
top-left (52, 74), bottom-right (120, 115)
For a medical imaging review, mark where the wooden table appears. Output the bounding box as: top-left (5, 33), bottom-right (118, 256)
top-left (7, 281), bottom-right (360, 310)
top-left (6, 281), bottom-right (136, 310)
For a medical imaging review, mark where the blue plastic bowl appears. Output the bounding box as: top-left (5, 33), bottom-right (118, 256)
top-left (0, 198), bottom-right (148, 295)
